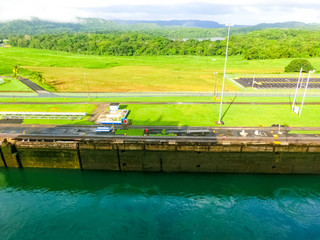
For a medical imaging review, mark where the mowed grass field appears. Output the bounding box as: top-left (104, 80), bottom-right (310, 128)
top-left (0, 96), bottom-right (319, 103)
top-left (0, 102), bottom-right (318, 127)
top-left (125, 104), bottom-right (320, 127)
top-left (0, 78), bottom-right (32, 92)
top-left (2, 47), bottom-right (320, 92)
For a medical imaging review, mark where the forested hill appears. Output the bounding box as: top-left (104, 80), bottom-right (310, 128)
top-left (8, 29), bottom-right (320, 60)
top-left (1, 18), bottom-right (320, 39)
top-left (244, 21), bottom-right (320, 31)
top-left (114, 20), bottom-right (247, 28)
top-left (0, 18), bottom-right (231, 39)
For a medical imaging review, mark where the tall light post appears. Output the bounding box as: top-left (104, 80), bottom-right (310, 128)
top-left (213, 71), bottom-right (218, 99)
top-left (85, 73), bottom-right (90, 102)
top-left (291, 67), bottom-right (303, 111)
top-left (299, 70), bottom-right (315, 117)
top-left (252, 73), bottom-right (255, 88)
top-left (217, 23), bottom-right (233, 124)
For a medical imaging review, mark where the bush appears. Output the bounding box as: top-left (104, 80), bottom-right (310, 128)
top-left (30, 71), bottom-right (44, 84)
top-left (285, 59), bottom-right (315, 72)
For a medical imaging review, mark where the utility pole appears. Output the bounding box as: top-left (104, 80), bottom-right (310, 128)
top-left (217, 23), bottom-right (233, 124)
top-left (85, 73), bottom-right (90, 102)
top-left (292, 68), bottom-right (302, 111)
top-left (252, 73), bottom-right (255, 88)
top-left (213, 72), bottom-right (218, 99)
top-left (299, 70), bottom-right (315, 117)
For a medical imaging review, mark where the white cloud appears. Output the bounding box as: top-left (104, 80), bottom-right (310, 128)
top-left (1, 0), bottom-right (320, 24)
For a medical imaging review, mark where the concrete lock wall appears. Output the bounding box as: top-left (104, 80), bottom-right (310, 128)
top-left (79, 141), bottom-right (119, 171)
top-left (0, 138), bottom-right (320, 174)
top-left (1, 141), bottom-right (20, 168)
top-left (15, 141), bottom-right (80, 169)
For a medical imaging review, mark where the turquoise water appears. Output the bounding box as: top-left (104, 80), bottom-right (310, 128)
top-left (1, 169), bottom-right (320, 240)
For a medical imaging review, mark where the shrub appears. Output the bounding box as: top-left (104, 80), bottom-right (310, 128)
top-left (285, 59), bottom-right (315, 72)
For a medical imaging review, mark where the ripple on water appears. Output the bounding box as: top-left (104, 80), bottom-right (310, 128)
top-left (275, 187), bottom-right (320, 219)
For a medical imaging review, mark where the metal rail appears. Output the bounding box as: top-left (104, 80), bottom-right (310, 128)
top-left (0, 111), bottom-right (86, 120)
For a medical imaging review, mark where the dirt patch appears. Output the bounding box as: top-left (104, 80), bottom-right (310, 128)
top-left (88, 103), bottom-right (109, 122)
top-left (0, 119), bottom-right (23, 124)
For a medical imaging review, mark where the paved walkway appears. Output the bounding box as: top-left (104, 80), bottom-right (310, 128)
top-left (17, 77), bottom-right (56, 97)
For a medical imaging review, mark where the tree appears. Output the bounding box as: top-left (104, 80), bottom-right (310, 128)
top-left (285, 59), bottom-right (315, 72)
top-left (12, 64), bottom-right (20, 77)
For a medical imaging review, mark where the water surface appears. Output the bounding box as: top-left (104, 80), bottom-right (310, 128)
top-left (1, 169), bottom-right (320, 239)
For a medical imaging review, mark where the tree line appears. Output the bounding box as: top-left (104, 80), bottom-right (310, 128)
top-left (8, 29), bottom-right (320, 59)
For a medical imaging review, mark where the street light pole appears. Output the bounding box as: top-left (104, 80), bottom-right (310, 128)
top-left (252, 73), bottom-right (255, 88)
top-left (213, 72), bottom-right (218, 99)
top-left (299, 70), bottom-right (315, 117)
top-left (85, 73), bottom-right (90, 102)
top-left (292, 67), bottom-right (303, 111)
top-left (218, 23), bottom-right (233, 124)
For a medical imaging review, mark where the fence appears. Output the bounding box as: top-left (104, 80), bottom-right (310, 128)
top-left (0, 112), bottom-right (86, 120)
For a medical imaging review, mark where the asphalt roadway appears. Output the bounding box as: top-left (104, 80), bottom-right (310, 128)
top-left (236, 77), bottom-right (320, 89)
top-left (0, 124), bottom-right (319, 144)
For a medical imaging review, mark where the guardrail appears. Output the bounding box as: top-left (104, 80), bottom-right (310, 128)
top-left (0, 112), bottom-right (86, 120)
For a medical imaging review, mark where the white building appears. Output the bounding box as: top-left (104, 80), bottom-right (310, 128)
top-left (110, 103), bottom-right (120, 113)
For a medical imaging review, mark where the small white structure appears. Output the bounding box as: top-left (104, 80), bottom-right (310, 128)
top-left (110, 103), bottom-right (119, 113)
top-left (239, 130), bottom-right (248, 137)
top-left (96, 126), bottom-right (111, 133)
top-left (0, 77), bottom-right (4, 85)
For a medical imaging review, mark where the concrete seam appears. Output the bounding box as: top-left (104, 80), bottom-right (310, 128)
top-left (116, 145), bottom-right (122, 172)
top-left (160, 153), bottom-right (163, 172)
top-left (0, 146), bottom-right (7, 168)
top-left (13, 146), bottom-right (23, 168)
top-left (77, 143), bottom-right (83, 170)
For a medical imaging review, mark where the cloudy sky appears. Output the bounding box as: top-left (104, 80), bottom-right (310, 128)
top-left (1, 0), bottom-right (320, 25)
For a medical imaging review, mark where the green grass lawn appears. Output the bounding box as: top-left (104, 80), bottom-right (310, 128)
top-left (0, 104), bottom-right (97, 125)
top-left (2, 47), bottom-right (320, 93)
top-left (115, 129), bottom-right (144, 136)
top-left (125, 104), bottom-right (320, 127)
top-left (0, 96), bottom-right (319, 103)
top-left (0, 102), bottom-right (318, 127)
top-left (0, 78), bottom-right (32, 92)
top-left (288, 131), bottom-right (320, 134)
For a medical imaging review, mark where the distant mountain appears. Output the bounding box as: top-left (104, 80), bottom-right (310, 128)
top-left (1, 18), bottom-right (320, 39)
top-left (115, 20), bottom-right (248, 28)
top-left (0, 18), bottom-right (243, 38)
top-left (246, 21), bottom-right (320, 31)
top-left (0, 18), bottom-right (119, 36)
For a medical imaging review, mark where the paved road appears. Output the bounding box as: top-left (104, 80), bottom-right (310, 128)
top-left (17, 77), bottom-right (56, 97)
top-left (236, 77), bottom-right (320, 89)
top-left (0, 124), bottom-right (319, 143)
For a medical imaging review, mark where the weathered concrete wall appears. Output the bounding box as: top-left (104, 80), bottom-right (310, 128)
top-left (1, 141), bottom-right (20, 168)
top-left (15, 141), bottom-right (80, 169)
top-left (79, 141), bottom-right (119, 171)
top-left (0, 148), bottom-right (5, 167)
top-left (1, 138), bottom-right (320, 174)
